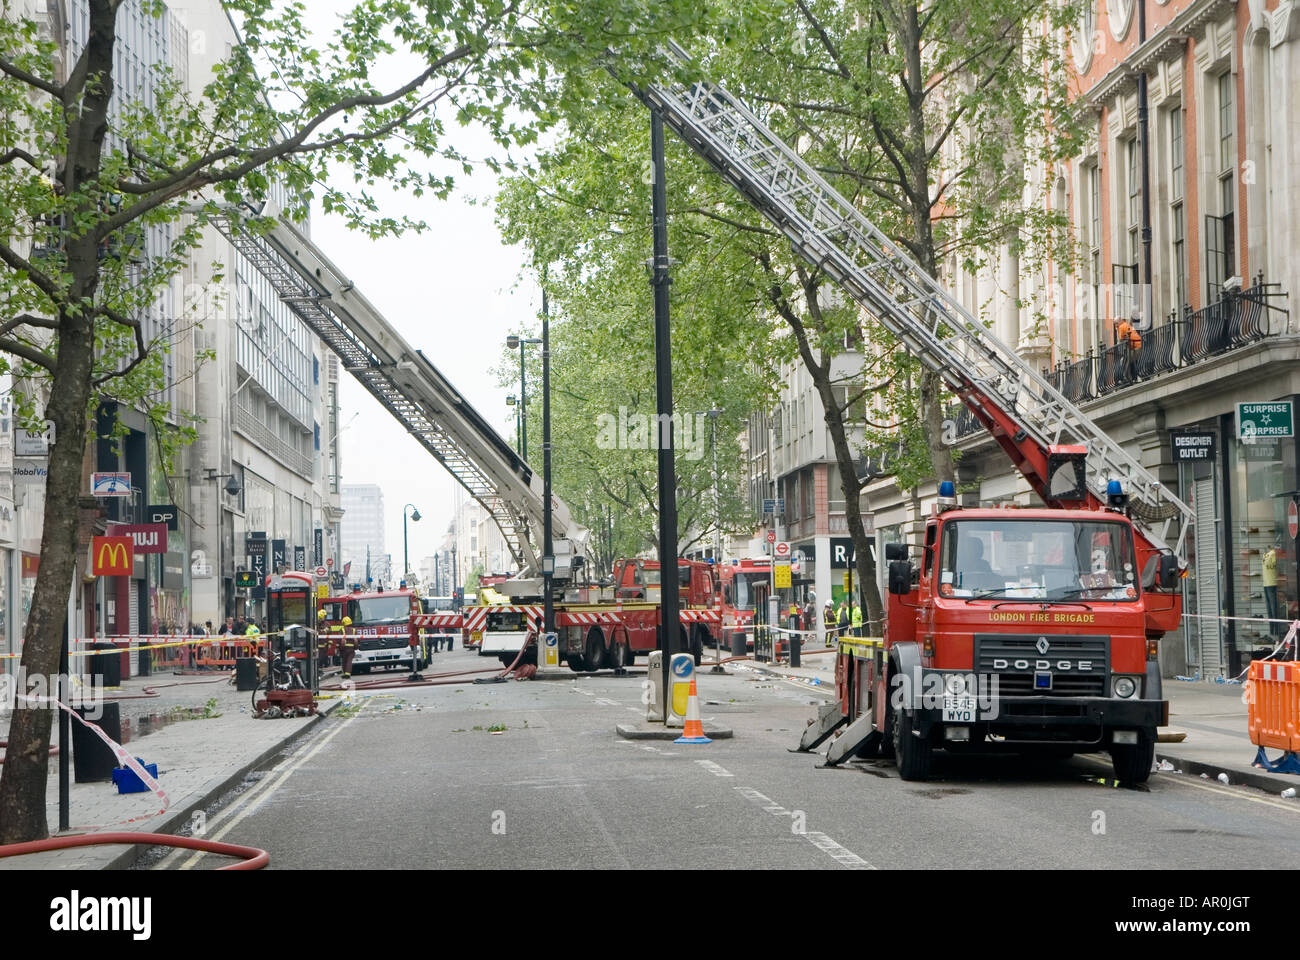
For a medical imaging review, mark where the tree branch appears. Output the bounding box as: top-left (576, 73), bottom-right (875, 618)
top-left (111, 38), bottom-right (480, 210)
top-left (795, 0), bottom-right (852, 79)
top-left (0, 240), bottom-right (62, 305)
top-left (0, 148), bottom-right (43, 171)
top-left (0, 313), bottom-right (60, 340)
top-left (0, 56), bottom-right (62, 98)
top-left (0, 338), bottom-right (55, 372)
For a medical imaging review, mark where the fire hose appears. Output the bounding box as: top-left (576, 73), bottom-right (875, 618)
top-left (0, 832), bottom-right (268, 869)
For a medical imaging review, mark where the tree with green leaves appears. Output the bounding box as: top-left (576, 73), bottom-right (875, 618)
top-left (499, 0), bottom-right (1084, 628)
top-left (495, 148), bottom-right (782, 568)
top-left (0, 0), bottom-right (738, 844)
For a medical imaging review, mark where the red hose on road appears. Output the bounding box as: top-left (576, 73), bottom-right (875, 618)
top-left (0, 832), bottom-right (267, 869)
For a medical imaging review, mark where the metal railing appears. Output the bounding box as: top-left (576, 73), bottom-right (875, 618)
top-left (1042, 274), bottom-right (1287, 404)
top-left (233, 398), bottom-right (313, 478)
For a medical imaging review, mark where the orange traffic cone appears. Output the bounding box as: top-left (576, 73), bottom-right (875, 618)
top-left (675, 677), bottom-right (712, 744)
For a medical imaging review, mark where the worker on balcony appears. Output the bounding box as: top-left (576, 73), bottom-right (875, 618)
top-left (1116, 318), bottom-right (1142, 351)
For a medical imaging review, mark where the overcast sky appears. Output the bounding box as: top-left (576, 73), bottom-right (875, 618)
top-left (304, 5), bottom-right (540, 580)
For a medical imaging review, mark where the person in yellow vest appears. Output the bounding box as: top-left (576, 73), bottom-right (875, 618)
top-left (244, 619), bottom-right (261, 659)
top-left (850, 601), bottom-right (863, 638)
top-left (338, 616), bottom-right (355, 678)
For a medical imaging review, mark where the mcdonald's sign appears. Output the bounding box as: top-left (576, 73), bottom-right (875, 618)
top-left (91, 536), bottom-right (134, 576)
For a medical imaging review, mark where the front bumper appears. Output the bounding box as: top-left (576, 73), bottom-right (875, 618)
top-left (912, 696), bottom-right (1167, 745)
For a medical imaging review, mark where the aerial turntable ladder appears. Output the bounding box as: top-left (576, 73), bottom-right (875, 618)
top-left (209, 213), bottom-right (585, 581)
top-left (630, 43), bottom-right (1191, 572)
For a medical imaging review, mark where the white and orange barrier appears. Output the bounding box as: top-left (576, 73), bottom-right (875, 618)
top-left (1248, 658), bottom-right (1300, 774)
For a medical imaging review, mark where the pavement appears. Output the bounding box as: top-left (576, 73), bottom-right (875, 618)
top-left (0, 642), bottom-right (1295, 869)
top-left (0, 667), bottom-right (342, 870)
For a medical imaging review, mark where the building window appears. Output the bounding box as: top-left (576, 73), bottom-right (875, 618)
top-left (1126, 137), bottom-right (1141, 265)
top-left (1205, 73), bottom-right (1236, 302)
top-left (1169, 106), bottom-right (1187, 312)
top-left (1082, 162), bottom-right (1102, 350)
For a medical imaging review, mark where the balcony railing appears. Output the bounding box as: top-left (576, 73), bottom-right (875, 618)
top-left (1044, 274), bottom-right (1287, 404)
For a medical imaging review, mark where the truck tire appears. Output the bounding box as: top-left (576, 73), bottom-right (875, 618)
top-left (1110, 737), bottom-right (1154, 783)
top-left (585, 630), bottom-right (606, 672)
top-left (608, 638), bottom-right (627, 671)
top-left (691, 629), bottom-right (704, 667)
top-left (567, 654), bottom-right (587, 672)
top-left (892, 709), bottom-right (933, 781)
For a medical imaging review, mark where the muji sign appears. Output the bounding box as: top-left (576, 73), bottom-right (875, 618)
top-left (107, 523), bottom-right (168, 555)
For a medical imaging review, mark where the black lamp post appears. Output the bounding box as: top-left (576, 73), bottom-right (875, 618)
top-left (541, 271), bottom-right (554, 635)
top-left (506, 335), bottom-right (542, 460)
top-left (402, 503), bottom-right (421, 585)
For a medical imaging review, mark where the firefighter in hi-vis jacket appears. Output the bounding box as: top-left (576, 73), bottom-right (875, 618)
top-left (316, 608), bottom-right (333, 671)
top-left (337, 616), bottom-right (355, 678)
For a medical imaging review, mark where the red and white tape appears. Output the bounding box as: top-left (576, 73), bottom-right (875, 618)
top-left (14, 691), bottom-right (169, 826)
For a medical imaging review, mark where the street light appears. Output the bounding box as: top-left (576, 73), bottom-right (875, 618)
top-left (704, 409), bottom-right (725, 673)
top-left (204, 467), bottom-right (241, 497)
top-left (505, 334), bottom-right (542, 460)
top-left (403, 504), bottom-right (421, 585)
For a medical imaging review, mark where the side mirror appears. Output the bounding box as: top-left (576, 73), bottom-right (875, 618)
top-left (1157, 554), bottom-right (1180, 591)
top-left (888, 560), bottom-right (913, 596)
top-left (885, 543), bottom-right (908, 562)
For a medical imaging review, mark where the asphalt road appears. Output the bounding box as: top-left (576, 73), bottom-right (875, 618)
top-left (154, 649), bottom-right (1300, 871)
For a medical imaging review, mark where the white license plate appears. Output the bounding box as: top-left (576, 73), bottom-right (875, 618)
top-left (943, 695), bottom-right (977, 722)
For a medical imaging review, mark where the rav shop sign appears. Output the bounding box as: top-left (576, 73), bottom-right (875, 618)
top-left (106, 523), bottom-right (168, 554)
top-left (830, 538), bottom-right (880, 568)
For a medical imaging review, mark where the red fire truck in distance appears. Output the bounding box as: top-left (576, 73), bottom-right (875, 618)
top-left (319, 586), bottom-right (425, 673)
top-left (717, 557), bottom-right (775, 652)
top-left (610, 558), bottom-right (720, 663)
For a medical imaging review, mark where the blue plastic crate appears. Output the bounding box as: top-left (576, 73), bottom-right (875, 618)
top-left (111, 760), bottom-right (159, 794)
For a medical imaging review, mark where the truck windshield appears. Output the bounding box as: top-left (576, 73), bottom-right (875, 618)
top-left (354, 596), bottom-right (410, 624)
top-left (486, 610), bottom-right (530, 632)
top-left (733, 572), bottom-right (769, 610)
top-left (938, 518), bottom-right (1138, 601)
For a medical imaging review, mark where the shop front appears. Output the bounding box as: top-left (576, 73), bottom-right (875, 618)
top-left (1173, 396), bottom-right (1299, 678)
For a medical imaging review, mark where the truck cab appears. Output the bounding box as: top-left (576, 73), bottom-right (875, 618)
top-left (862, 502), bottom-right (1177, 783)
top-left (611, 558), bottom-right (719, 663)
top-left (341, 588), bottom-right (422, 673)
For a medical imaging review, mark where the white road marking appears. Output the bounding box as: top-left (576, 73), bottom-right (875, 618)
top-left (734, 786), bottom-right (874, 869)
top-left (695, 759), bottom-right (734, 778)
top-left (159, 699), bottom-right (371, 870)
top-left (594, 698), bottom-right (619, 706)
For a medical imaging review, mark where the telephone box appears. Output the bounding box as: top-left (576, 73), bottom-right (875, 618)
top-left (266, 571), bottom-right (319, 694)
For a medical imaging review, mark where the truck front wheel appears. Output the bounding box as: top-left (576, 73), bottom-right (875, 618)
top-left (892, 709), bottom-right (933, 781)
top-left (1110, 737), bottom-right (1155, 783)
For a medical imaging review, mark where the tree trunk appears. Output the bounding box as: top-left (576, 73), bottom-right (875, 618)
top-left (767, 268), bottom-right (885, 630)
top-left (0, 0), bottom-right (115, 843)
top-left (0, 315), bottom-right (96, 842)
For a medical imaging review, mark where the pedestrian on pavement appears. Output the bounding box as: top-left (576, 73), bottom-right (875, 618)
top-left (837, 599), bottom-right (850, 638)
top-left (823, 599), bottom-right (836, 644)
top-left (850, 600), bottom-right (863, 638)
